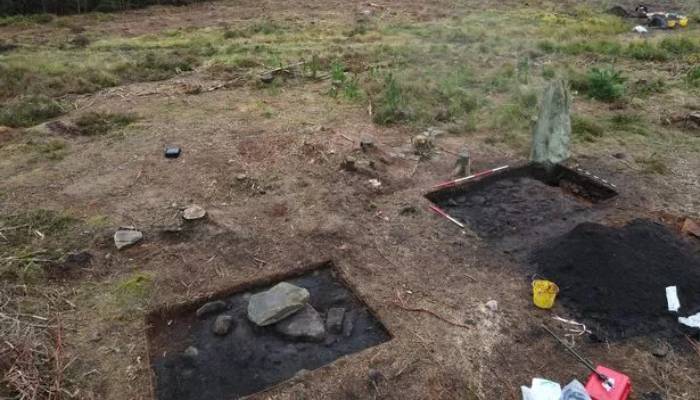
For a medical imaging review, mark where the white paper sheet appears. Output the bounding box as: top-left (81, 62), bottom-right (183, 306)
top-left (666, 286), bottom-right (680, 312)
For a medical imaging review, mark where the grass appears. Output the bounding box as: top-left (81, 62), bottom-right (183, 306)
top-left (688, 66), bottom-right (700, 87)
top-left (112, 272), bottom-right (153, 310)
top-left (75, 112), bottom-right (138, 136)
top-left (572, 115), bottom-right (605, 142)
top-left (0, 95), bottom-right (65, 127)
top-left (0, 209), bottom-right (78, 282)
top-left (637, 154), bottom-right (669, 175)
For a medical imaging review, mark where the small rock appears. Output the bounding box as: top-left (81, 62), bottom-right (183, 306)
top-left (236, 173), bottom-right (248, 181)
top-left (342, 156), bottom-right (357, 172)
top-left (212, 315), bottom-right (234, 336)
top-left (326, 307), bottom-right (345, 334)
top-left (368, 368), bottom-right (383, 384)
top-left (183, 205), bottom-right (206, 220)
top-left (486, 300), bottom-right (498, 312)
top-left (113, 229), bottom-right (143, 250)
top-left (196, 300), bottom-right (227, 319)
top-left (247, 282), bottom-right (310, 326)
top-left (183, 346), bottom-right (199, 359)
top-left (368, 179), bottom-right (382, 188)
top-left (64, 251), bottom-right (92, 267)
top-left (613, 152), bottom-right (626, 159)
top-left (260, 72), bottom-right (274, 83)
top-left (274, 304), bottom-right (326, 341)
top-left (360, 138), bottom-right (374, 151)
top-left (651, 341), bottom-right (669, 358)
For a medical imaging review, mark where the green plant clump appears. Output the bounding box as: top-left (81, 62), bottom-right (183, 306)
top-left (75, 112), bottom-right (137, 136)
top-left (0, 95), bottom-right (65, 127)
top-left (584, 67), bottom-right (626, 102)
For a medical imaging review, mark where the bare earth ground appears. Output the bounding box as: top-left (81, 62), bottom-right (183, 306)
top-left (1, 0), bottom-right (700, 399)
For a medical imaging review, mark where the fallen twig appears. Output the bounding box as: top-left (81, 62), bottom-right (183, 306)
top-left (391, 289), bottom-right (471, 329)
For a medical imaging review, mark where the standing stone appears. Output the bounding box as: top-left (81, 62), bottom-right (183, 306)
top-left (247, 282), bottom-right (310, 326)
top-left (274, 304), bottom-right (326, 341)
top-left (530, 80), bottom-right (571, 171)
top-left (453, 147), bottom-right (471, 177)
top-left (325, 307), bottom-right (346, 334)
top-left (212, 315), bottom-right (234, 336)
top-left (196, 300), bottom-right (227, 319)
top-left (113, 228), bottom-right (143, 250)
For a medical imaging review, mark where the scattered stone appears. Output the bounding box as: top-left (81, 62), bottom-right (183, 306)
top-left (613, 152), bottom-right (626, 159)
top-left (530, 80), bottom-right (571, 170)
top-left (183, 346), bottom-right (199, 360)
top-left (651, 341), bottom-right (669, 358)
top-left (342, 156), bottom-right (357, 172)
top-left (681, 218), bottom-right (700, 238)
top-left (360, 138), bottom-right (374, 151)
top-left (183, 205), bottom-right (206, 220)
top-left (212, 315), bottom-right (234, 336)
top-left (411, 133), bottom-right (434, 156)
top-left (368, 179), bottom-right (382, 188)
top-left (236, 173), bottom-right (248, 181)
top-left (274, 304), bottom-right (326, 341)
top-left (260, 72), bottom-right (274, 83)
top-left (689, 112), bottom-right (700, 125)
top-left (486, 300), bottom-right (498, 312)
top-left (326, 307), bottom-right (346, 334)
top-left (368, 368), bottom-right (383, 385)
top-left (113, 228), bottom-right (143, 250)
top-left (196, 300), bottom-right (227, 319)
top-left (164, 147), bottom-right (181, 158)
top-left (247, 282), bottom-right (310, 326)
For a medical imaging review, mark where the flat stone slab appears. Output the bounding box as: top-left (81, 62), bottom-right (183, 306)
top-left (274, 304), bottom-right (325, 341)
top-left (196, 300), bottom-right (227, 319)
top-left (114, 228), bottom-right (143, 250)
top-left (247, 282), bottom-right (310, 326)
top-left (183, 205), bottom-right (206, 220)
top-left (212, 315), bottom-right (234, 336)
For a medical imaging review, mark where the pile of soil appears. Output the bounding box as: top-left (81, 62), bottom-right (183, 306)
top-left (531, 220), bottom-right (700, 340)
top-left (149, 268), bottom-right (390, 400)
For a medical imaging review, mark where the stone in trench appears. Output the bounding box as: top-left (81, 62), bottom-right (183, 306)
top-left (212, 315), bottom-right (234, 336)
top-left (183, 346), bottom-right (199, 360)
top-left (183, 205), bottom-right (206, 220)
top-left (342, 310), bottom-right (355, 337)
top-left (113, 228), bottom-right (143, 250)
top-left (274, 304), bottom-right (326, 341)
top-left (247, 282), bottom-right (310, 326)
top-left (196, 300), bottom-right (227, 319)
top-left (530, 80), bottom-right (571, 172)
top-left (325, 307), bottom-right (346, 334)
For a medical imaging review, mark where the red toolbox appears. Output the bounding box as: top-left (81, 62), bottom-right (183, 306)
top-left (585, 366), bottom-right (631, 400)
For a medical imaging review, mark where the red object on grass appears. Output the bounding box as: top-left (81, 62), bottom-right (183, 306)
top-left (585, 366), bottom-right (631, 400)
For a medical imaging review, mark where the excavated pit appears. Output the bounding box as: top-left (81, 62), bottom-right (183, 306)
top-left (425, 164), bottom-right (617, 255)
top-left (146, 262), bottom-right (391, 400)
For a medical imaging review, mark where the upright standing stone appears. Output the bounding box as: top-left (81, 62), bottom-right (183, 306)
top-left (530, 80), bottom-right (571, 171)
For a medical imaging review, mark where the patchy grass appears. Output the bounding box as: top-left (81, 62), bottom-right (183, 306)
top-left (637, 154), bottom-right (669, 175)
top-left (688, 66), bottom-right (700, 87)
top-left (112, 272), bottom-right (153, 310)
top-left (75, 112), bottom-right (138, 136)
top-left (0, 209), bottom-right (78, 282)
top-left (0, 95), bottom-right (65, 127)
top-left (609, 112), bottom-right (649, 136)
top-left (572, 115), bottom-right (605, 142)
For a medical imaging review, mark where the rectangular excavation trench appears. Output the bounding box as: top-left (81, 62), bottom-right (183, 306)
top-left (145, 261), bottom-right (391, 400)
top-left (425, 163), bottom-right (617, 255)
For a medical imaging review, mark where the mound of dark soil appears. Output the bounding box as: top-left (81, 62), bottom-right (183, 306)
top-left (531, 219), bottom-right (700, 340)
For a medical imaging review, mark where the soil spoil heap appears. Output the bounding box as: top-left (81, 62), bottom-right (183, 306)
top-left (531, 219), bottom-right (700, 340)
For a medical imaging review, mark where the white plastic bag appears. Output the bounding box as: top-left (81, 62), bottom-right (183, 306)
top-left (521, 378), bottom-right (561, 400)
top-left (561, 379), bottom-right (591, 400)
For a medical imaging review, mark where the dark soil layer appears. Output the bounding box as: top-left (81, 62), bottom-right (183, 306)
top-left (426, 164), bottom-right (615, 254)
top-left (532, 220), bottom-right (700, 340)
top-left (148, 268), bottom-right (390, 400)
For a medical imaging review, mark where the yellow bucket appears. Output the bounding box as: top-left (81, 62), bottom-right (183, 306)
top-left (679, 17), bottom-right (688, 28)
top-left (532, 280), bottom-right (559, 309)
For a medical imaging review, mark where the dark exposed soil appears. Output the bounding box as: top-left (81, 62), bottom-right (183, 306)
top-left (148, 266), bottom-right (391, 400)
top-left (531, 219), bottom-right (700, 341)
top-left (426, 164), bottom-right (616, 255)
